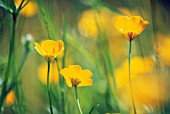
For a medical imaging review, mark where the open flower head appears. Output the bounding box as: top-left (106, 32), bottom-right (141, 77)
top-left (60, 65), bottom-right (93, 87)
top-left (114, 16), bottom-right (149, 40)
top-left (34, 40), bottom-right (64, 62)
top-left (37, 61), bottom-right (59, 85)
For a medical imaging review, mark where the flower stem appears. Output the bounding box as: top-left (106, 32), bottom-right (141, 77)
top-left (74, 87), bottom-right (83, 114)
top-left (128, 40), bottom-right (136, 114)
top-left (0, 14), bottom-right (17, 114)
top-left (56, 59), bottom-right (65, 114)
top-left (47, 59), bottom-right (53, 114)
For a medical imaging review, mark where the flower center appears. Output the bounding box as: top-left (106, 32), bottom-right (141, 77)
top-left (128, 32), bottom-right (137, 40)
top-left (71, 78), bottom-right (81, 87)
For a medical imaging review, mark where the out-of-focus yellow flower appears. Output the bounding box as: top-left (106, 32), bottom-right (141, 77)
top-left (115, 56), bottom-right (155, 87)
top-left (37, 61), bottom-right (59, 85)
top-left (34, 40), bottom-right (64, 62)
top-left (5, 91), bottom-right (15, 105)
top-left (114, 16), bottom-right (149, 40)
top-left (114, 56), bottom-right (168, 112)
top-left (157, 35), bottom-right (170, 66)
top-left (119, 74), bottom-right (167, 111)
top-left (14, 0), bottom-right (37, 17)
top-left (78, 7), bottom-right (113, 38)
top-left (60, 65), bottom-right (93, 87)
top-left (132, 75), bottom-right (166, 105)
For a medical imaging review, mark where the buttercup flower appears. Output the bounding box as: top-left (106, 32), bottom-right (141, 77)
top-left (15, 0), bottom-right (37, 17)
top-left (37, 61), bottom-right (59, 85)
top-left (5, 91), bottom-right (15, 105)
top-left (60, 65), bottom-right (93, 87)
top-left (34, 40), bottom-right (64, 62)
top-left (114, 16), bottom-right (149, 40)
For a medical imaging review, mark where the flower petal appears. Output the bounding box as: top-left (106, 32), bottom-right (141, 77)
top-left (60, 68), bottom-right (71, 80)
top-left (114, 16), bottom-right (130, 35)
top-left (53, 40), bottom-right (64, 56)
top-left (41, 40), bottom-right (57, 55)
top-left (66, 80), bottom-right (72, 87)
top-left (79, 69), bottom-right (93, 80)
top-left (34, 42), bottom-right (46, 57)
top-left (78, 79), bottom-right (93, 87)
top-left (129, 16), bottom-right (149, 34)
top-left (68, 65), bottom-right (82, 78)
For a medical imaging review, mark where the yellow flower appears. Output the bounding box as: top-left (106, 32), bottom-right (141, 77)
top-left (37, 61), bottom-right (59, 85)
top-left (15, 0), bottom-right (37, 17)
top-left (114, 16), bottom-right (149, 40)
top-left (5, 91), bottom-right (15, 105)
top-left (78, 7), bottom-right (113, 38)
top-left (34, 40), bottom-right (64, 62)
top-left (60, 65), bottom-right (93, 87)
top-left (115, 56), bottom-right (155, 87)
top-left (119, 74), bottom-right (167, 110)
top-left (157, 35), bottom-right (170, 66)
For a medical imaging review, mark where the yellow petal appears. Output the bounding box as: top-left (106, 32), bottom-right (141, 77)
top-left (129, 16), bottom-right (149, 34)
top-left (53, 40), bottom-right (64, 56)
top-left (78, 79), bottom-right (93, 87)
top-left (41, 40), bottom-right (56, 56)
top-left (68, 65), bottom-right (82, 78)
top-left (68, 65), bottom-right (82, 72)
top-left (114, 16), bottom-right (130, 35)
top-left (66, 80), bottom-right (72, 87)
top-left (34, 42), bottom-right (46, 57)
top-left (60, 68), bottom-right (71, 80)
top-left (79, 69), bottom-right (93, 80)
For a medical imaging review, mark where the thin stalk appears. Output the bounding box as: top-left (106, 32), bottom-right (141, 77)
top-left (14, 50), bottom-right (28, 114)
top-left (47, 59), bottom-right (53, 114)
top-left (61, 7), bottom-right (66, 114)
top-left (74, 87), bottom-right (83, 114)
top-left (128, 40), bottom-right (136, 114)
top-left (61, 13), bottom-right (67, 69)
top-left (6, 49), bottom-right (29, 95)
top-left (56, 59), bottom-right (65, 114)
top-left (0, 14), bottom-right (17, 114)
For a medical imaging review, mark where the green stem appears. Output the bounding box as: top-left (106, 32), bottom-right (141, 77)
top-left (6, 49), bottom-right (29, 96)
top-left (47, 59), bottom-right (53, 114)
top-left (74, 87), bottom-right (83, 114)
top-left (56, 59), bottom-right (65, 114)
top-left (62, 13), bottom-right (66, 69)
top-left (0, 14), bottom-right (17, 114)
top-left (61, 13), bottom-right (66, 114)
top-left (14, 50), bottom-right (28, 114)
top-left (128, 40), bottom-right (136, 114)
